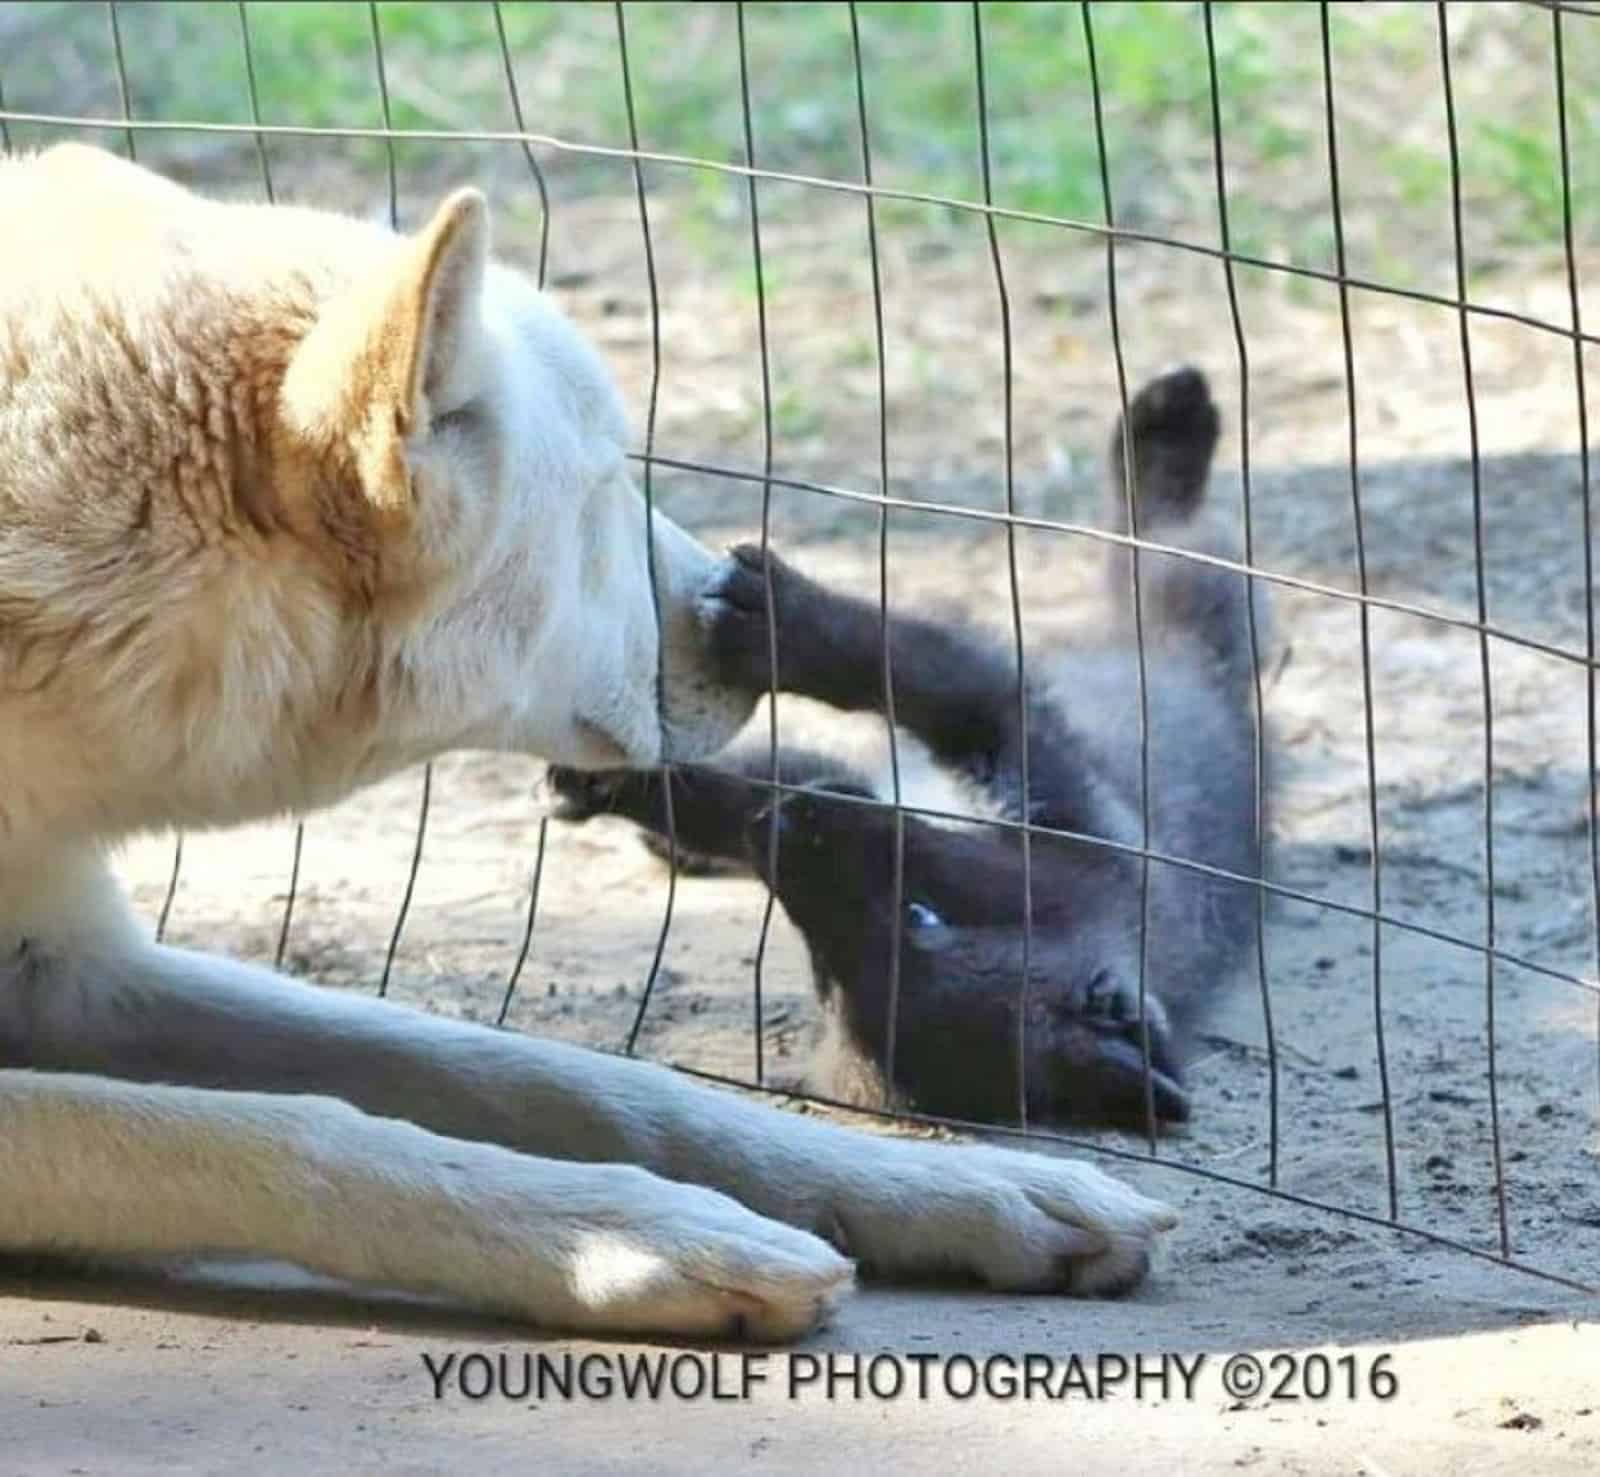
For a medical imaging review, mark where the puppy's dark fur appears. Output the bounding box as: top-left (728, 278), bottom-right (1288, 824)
top-left (553, 367), bottom-right (1266, 1130)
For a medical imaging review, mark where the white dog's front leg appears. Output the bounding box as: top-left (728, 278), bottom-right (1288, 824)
top-left (531, 1048), bottom-right (1179, 1298)
top-left (20, 941), bottom-right (1175, 1299)
top-left (0, 1070), bottom-right (851, 1339)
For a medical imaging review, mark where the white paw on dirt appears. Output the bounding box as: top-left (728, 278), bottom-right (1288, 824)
top-left (552, 1178), bottom-right (856, 1342)
top-left (823, 1141), bottom-right (1176, 1297)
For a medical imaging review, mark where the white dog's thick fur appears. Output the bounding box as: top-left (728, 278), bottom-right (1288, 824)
top-left (0, 146), bottom-right (1175, 1340)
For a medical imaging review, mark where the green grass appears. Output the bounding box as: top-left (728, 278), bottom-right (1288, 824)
top-left (1, 1), bottom-right (1595, 287)
top-left (1, 0), bottom-right (1276, 222)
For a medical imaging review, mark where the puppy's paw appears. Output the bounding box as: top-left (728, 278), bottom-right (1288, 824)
top-left (545, 765), bottom-right (673, 834)
top-left (1061, 971), bottom-right (1189, 1124)
top-left (545, 764), bottom-right (627, 821)
top-left (835, 1141), bottom-right (1175, 1298)
top-left (695, 543), bottom-right (785, 690)
top-left (1127, 364), bottom-right (1217, 448)
top-left (1111, 365), bottom-right (1220, 521)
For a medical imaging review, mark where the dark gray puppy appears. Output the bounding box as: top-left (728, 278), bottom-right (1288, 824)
top-left (552, 366), bottom-right (1267, 1131)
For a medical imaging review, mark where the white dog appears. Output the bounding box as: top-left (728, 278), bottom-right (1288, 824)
top-left (0, 145), bottom-right (1174, 1340)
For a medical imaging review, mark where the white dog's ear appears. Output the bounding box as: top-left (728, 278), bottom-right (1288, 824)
top-left (388, 187), bottom-right (491, 421)
top-left (283, 188), bottom-right (490, 516)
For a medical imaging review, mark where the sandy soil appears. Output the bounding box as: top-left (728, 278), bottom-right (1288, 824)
top-left (3, 189), bottom-right (1599, 1472)
top-left (3, 1270), bottom-right (1596, 1477)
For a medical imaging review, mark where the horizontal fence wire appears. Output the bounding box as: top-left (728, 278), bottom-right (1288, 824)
top-left (665, 1060), bottom-right (1597, 1296)
top-left (3, 108), bottom-right (1599, 352)
top-left (628, 451), bottom-right (1600, 672)
top-left (556, 764), bottom-right (1600, 1005)
top-left (3, 0), bottom-right (1595, 1300)
top-left (1527, 0), bottom-right (1600, 17)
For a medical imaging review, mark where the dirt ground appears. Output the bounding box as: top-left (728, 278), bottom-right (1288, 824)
top-left (4, 186), bottom-right (1599, 1471)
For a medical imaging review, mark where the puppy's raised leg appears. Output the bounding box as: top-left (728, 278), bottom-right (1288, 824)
top-left (700, 366), bottom-right (1239, 820)
top-left (1101, 365), bottom-right (1251, 674)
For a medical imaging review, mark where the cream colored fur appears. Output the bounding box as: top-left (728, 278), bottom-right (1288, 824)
top-left (0, 146), bottom-right (1174, 1340)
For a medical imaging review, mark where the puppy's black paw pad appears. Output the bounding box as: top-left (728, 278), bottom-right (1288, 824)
top-left (710, 543), bottom-right (778, 608)
top-left (546, 766), bottom-right (625, 821)
top-left (1076, 969), bottom-right (1169, 1037)
top-left (1128, 365), bottom-right (1216, 438)
top-left (1060, 973), bottom-right (1189, 1123)
top-left (696, 546), bottom-right (784, 686)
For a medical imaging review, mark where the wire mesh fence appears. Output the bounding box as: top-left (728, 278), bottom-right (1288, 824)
top-left (3, 0), bottom-right (1596, 1298)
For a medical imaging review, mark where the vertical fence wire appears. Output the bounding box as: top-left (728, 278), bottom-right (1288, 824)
top-left (491, 0), bottom-right (553, 1023)
top-left (1549, 2), bottom-right (1600, 1126)
top-left (106, 0), bottom-right (190, 945)
top-left (368, 0), bottom-right (434, 999)
top-left (499, 817), bottom-right (549, 1026)
top-left (491, 0), bottom-right (552, 290)
top-left (0, 67), bottom-right (12, 152)
top-left (154, 837), bottom-right (185, 943)
top-left (1320, 1), bottom-right (1400, 1222)
top-left (847, 3), bottom-right (908, 1104)
top-left (1201, 1), bottom-right (1278, 1186)
top-left (972, 3), bottom-right (1036, 1131)
top-left (1436, 0), bottom-right (1511, 1258)
top-left (106, 1), bottom-right (136, 161)
top-left (738, 0), bottom-right (779, 1087)
top-left (233, 1), bottom-right (307, 971)
top-left (274, 817), bottom-right (305, 961)
top-left (615, 0), bottom-right (682, 1057)
top-left (236, 0), bottom-right (276, 206)
top-left (1081, 1), bottom-right (1159, 1150)
top-left (370, 0), bottom-right (399, 228)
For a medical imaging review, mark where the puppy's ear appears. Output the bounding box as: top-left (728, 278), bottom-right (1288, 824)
top-left (283, 188), bottom-right (490, 518)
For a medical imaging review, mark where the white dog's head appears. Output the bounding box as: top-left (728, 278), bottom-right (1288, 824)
top-left (0, 149), bottom-right (753, 842)
top-left (276, 186), bottom-right (753, 779)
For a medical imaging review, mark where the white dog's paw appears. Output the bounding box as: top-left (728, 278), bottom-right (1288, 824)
top-left (524, 1171), bottom-right (857, 1344)
top-left (828, 1143), bottom-right (1176, 1297)
top-left (360, 1134), bottom-right (855, 1342)
top-left (571, 1184), bottom-right (857, 1341)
